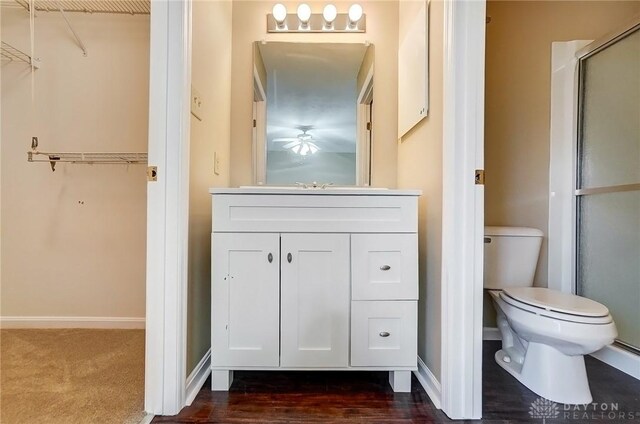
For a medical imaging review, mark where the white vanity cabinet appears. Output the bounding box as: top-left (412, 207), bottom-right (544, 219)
top-left (210, 187), bottom-right (421, 392)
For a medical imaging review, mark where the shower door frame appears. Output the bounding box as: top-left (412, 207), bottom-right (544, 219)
top-left (574, 20), bottom-right (640, 355)
top-left (548, 16), bottom-right (640, 380)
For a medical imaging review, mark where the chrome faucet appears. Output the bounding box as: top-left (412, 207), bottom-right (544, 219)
top-left (295, 182), bottom-right (334, 189)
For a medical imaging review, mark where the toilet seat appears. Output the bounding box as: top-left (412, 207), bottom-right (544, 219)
top-left (500, 287), bottom-right (612, 324)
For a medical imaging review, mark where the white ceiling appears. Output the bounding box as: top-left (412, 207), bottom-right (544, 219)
top-left (258, 42), bottom-right (369, 153)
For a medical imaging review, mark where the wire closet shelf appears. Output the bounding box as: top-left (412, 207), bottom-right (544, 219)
top-left (28, 139), bottom-right (148, 171)
top-left (13, 0), bottom-right (150, 15)
top-left (28, 150), bottom-right (148, 171)
top-left (1, 41), bottom-right (40, 67)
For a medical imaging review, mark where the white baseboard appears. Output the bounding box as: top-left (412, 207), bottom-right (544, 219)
top-left (414, 356), bottom-right (441, 409)
top-left (0, 316), bottom-right (145, 329)
top-left (138, 414), bottom-right (155, 424)
top-left (185, 349), bottom-right (212, 406)
top-left (590, 344), bottom-right (640, 380)
top-left (483, 326), bottom-right (501, 341)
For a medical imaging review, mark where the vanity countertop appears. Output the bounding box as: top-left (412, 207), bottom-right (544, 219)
top-left (209, 187), bottom-right (422, 196)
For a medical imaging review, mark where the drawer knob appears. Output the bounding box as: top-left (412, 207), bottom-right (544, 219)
top-left (287, 253), bottom-right (292, 263)
top-left (380, 265), bottom-right (391, 271)
top-left (268, 253), bottom-right (273, 263)
top-left (379, 331), bottom-right (390, 337)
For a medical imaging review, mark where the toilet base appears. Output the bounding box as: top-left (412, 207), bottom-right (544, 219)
top-left (495, 342), bottom-right (592, 405)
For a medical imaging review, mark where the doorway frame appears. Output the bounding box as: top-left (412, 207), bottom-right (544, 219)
top-left (145, 0), bottom-right (488, 418)
top-left (356, 63), bottom-right (374, 186)
top-left (145, 0), bottom-right (192, 416)
top-left (440, 0), bottom-right (486, 419)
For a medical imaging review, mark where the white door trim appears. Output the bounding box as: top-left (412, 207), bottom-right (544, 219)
top-left (356, 64), bottom-right (374, 186)
top-left (440, 0), bottom-right (485, 419)
top-left (145, 0), bottom-right (192, 415)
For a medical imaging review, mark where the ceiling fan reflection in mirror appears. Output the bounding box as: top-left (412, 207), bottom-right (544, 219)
top-left (273, 125), bottom-right (321, 156)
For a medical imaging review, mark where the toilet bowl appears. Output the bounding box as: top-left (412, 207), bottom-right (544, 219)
top-left (484, 227), bottom-right (617, 405)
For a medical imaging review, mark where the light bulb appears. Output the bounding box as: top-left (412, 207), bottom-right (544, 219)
top-left (297, 3), bottom-right (312, 24)
top-left (348, 4), bottom-right (363, 24)
top-left (323, 4), bottom-right (337, 24)
top-left (272, 3), bottom-right (287, 24)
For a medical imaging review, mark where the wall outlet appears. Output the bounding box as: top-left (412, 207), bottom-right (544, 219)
top-left (214, 151), bottom-right (220, 175)
top-left (191, 86), bottom-right (203, 121)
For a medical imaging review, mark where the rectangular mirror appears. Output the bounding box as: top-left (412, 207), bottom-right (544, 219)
top-left (253, 41), bottom-right (374, 186)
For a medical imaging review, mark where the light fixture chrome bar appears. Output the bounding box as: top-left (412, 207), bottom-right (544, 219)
top-left (56, 1), bottom-right (87, 56)
top-left (267, 13), bottom-right (366, 33)
top-left (575, 183), bottom-right (640, 196)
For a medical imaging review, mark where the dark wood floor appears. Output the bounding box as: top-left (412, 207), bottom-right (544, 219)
top-left (153, 342), bottom-right (640, 423)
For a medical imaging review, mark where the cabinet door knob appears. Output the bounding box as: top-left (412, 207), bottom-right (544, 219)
top-left (287, 253), bottom-right (292, 263)
top-left (268, 253), bottom-right (273, 263)
top-left (379, 331), bottom-right (390, 337)
top-left (380, 265), bottom-right (391, 271)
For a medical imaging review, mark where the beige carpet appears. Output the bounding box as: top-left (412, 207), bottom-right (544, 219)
top-left (0, 329), bottom-right (145, 424)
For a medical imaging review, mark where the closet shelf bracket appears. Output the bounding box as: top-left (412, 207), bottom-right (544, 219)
top-left (55, 1), bottom-right (88, 56)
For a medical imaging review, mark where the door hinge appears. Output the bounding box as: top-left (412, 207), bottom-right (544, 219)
top-left (147, 166), bottom-right (158, 182)
top-left (475, 169), bottom-right (485, 185)
top-left (366, 122), bottom-right (372, 131)
top-left (253, 119), bottom-right (257, 128)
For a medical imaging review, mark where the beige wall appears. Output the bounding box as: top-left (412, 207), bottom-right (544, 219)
top-left (230, 0), bottom-right (399, 188)
top-left (187, 0), bottom-right (233, 374)
top-left (485, 0), bottom-right (640, 287)
top-left (397, 0), bottom-right (444, 381)
top-left (1, 10), bottom-right (149, 319)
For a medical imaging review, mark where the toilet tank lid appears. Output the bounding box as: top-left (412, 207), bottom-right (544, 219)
top-left (484, 226), bottom-right (543, 237)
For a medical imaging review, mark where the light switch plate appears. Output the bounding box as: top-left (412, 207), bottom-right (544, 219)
top-left (191, 86), bottom-right (203, 121)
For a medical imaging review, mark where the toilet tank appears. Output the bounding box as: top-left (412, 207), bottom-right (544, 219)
top-left (483, 226), bottom-right (544, 289)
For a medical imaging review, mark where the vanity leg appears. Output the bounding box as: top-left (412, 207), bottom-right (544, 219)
top-left (388, 370), bottom-right (412, 393)
top-left (211, 370), bottom-right (234, 391)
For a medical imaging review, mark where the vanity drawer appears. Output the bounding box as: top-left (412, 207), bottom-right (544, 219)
top-left (351, 301), bottom-right (417, 367)
top-left (351, 234), bottom-right (418, 300)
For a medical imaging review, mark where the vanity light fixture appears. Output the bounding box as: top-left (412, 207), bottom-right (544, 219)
top-left (348, 3), bottom-right (363, 28)
top-left (297, 3), bottom-right (312, 28)
top-left (272, 3), bottom-right (287, 28)
top-left (267, 3), bottom-right (366, 33)
top-left (323, 4), bottom-right (337, 29)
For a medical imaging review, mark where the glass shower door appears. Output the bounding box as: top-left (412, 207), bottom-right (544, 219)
top-left (576, 26), bottom-right (640, 351)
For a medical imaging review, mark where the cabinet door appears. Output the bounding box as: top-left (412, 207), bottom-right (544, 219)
top-left (281, 233), bottom-right (350, 367)
top-left (211, 233), bottom-right (280, 367)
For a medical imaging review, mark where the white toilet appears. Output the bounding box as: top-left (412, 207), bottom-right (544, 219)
top-left (484, 226), bottom-right (617, 405)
